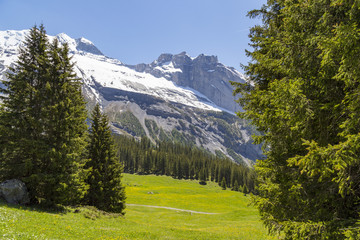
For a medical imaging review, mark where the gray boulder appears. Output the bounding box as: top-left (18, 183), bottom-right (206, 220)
top-left (0, 179), bottom-right (30, 205)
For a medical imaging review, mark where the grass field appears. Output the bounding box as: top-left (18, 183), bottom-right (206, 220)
top-left (0, 174), bottom-right (275, 239)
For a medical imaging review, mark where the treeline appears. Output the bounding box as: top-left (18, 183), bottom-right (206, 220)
top-left (114, 135), bottom-right (256, 193)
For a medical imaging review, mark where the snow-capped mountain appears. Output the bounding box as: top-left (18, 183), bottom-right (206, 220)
top-left (0, 30), bottom-right (237, 112)
top-left (0, 30), bottom-right (262, 165)
top-left (128, 52), bottom-right (245, 113)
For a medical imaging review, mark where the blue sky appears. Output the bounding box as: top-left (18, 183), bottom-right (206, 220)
top-left (0, 0), bottom-right (265, 71)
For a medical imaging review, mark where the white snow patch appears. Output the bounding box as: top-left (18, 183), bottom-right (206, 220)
top-left (78, 37), bottom-right (93, 45)
top-left (154, 61), bottom-right (182, 74)
top-left (0, 30), bottom-right (28, 51)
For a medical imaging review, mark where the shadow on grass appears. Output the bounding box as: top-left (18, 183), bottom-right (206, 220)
top-left (0, 198), bottom-right (69, 214)
top-left (0, 198), bottom-right (125, 220)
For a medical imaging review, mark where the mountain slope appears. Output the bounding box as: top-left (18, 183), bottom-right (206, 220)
top-left (0, 30), bottom-right (262, 165)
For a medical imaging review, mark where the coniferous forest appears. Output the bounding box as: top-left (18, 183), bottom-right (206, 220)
top-left (114, 135), bottom-right (256, 194)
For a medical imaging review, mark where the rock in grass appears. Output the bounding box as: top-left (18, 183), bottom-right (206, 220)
top-left (0, 179), bottom-right (30, 205)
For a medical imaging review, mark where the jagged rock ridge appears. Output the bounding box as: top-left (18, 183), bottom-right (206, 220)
top-left (128, 51), bottom-right (245, 113)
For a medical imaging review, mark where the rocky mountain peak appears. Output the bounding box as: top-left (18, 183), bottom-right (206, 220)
top-left (55, 33), bottom-right (103, 56)
top-left (172, 52), bottom-right (192, 68)
top-left (155, 53), bottom-right (173, 64)
top-left (151, 52), bottom-right (192, 67)
top-left (75, 37), bottom-right (103, 55)
top-left (56, 33), bottom-right (75, 44)
top-left (193, 54), bottom-right (218, 66)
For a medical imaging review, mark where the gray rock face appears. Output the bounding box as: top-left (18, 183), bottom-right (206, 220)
top-left (129, 52), bottom-right (245, 113)
top-left (157, 53), bottom-right (173, 63)
top-left (0, 179), bottom-right (30, 205)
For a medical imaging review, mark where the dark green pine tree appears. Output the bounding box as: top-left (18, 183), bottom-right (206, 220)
top-left (232, 180), bottom-right (239, 192)
top-left (86, 104), bottom-right (126, 214)
top-left (221, 177), bottom-right (227, 190)
top-left (242, 185), bottom-right (248, 196)
top-left (39, 38), bottom-right (89, 205)
top-left (0, 25), bottom-right (89, 206)
top-left (0, 25), bottom-right (49, 184)
top-left (198, 168), bottom-right (207, 185)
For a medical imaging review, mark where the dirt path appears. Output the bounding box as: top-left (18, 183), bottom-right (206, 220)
top-left (127, 204), bottom-right (219, 214)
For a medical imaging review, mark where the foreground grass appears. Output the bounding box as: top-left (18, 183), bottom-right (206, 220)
top-left (0, 174), bottom-right (274, 239)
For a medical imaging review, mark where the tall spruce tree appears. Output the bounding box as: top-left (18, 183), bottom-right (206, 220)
top-left (233, 0), bottom-right (360, 238)
top-left (221, 177), bottom-right (227, 190)
top-left (198, 168), bottom-right (207, 185)
top-left (86, 104), bottom-right (126, 214)
top-left (0, 25), bottom-right (89, 206)
top-left (0, 25), bottom-right (49, 184)
top-left (232, 180), bottom-right (239, 192)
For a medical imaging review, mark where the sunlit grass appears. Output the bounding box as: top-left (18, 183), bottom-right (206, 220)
top-left (0, 174), bottom-right (274, 239)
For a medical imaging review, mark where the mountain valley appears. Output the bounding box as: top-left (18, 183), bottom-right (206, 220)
top-left (0, 30), bottom-right (262, 165)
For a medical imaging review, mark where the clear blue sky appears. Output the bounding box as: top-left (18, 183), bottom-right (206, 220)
top-left (0, 0), bottom-right (266, 70)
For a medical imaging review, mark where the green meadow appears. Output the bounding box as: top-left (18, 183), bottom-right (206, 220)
top-left (0, 174), bottom-right (275, 239)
